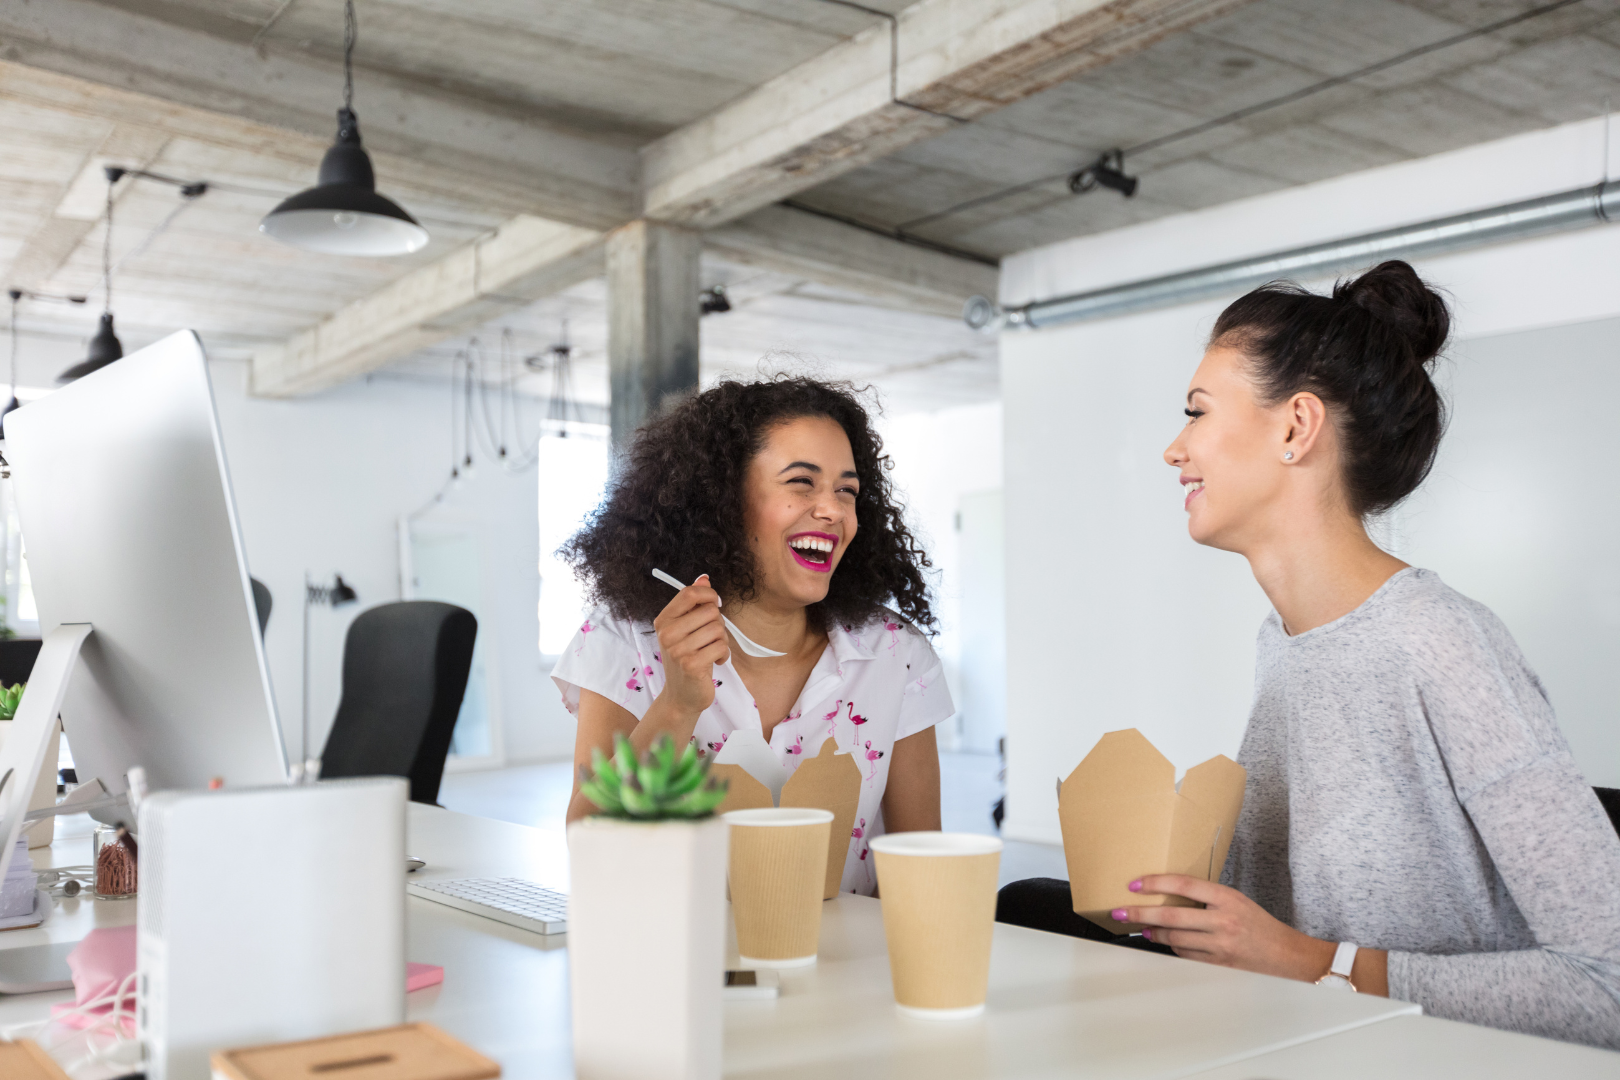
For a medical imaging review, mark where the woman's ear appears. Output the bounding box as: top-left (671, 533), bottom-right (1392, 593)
top-left (1283, 391), bottom-right (1329, 462)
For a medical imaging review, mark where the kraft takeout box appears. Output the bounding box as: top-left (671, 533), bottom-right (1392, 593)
top-left (1058, 728), bottom-right (1245, 934)
top-left (710, 732), bottom-right (860, 899)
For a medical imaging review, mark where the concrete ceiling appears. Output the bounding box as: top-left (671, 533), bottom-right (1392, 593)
top-left (199, 0), bottom-right (914, 139)
top-left (0, 0), bottom-right (1614, 414)
top-left (797, 0), bottom-right (1620, 256)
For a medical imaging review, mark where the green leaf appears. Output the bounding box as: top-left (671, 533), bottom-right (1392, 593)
top-left (584, 730), bottom-right (727, 820)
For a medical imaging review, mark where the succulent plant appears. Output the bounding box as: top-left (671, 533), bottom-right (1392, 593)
top-left (579, 733), bottom-right (728, 820)
top-left (0, 683), bottom-right (23, 722)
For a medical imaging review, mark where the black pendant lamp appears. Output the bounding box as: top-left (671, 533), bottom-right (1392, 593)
top-left (260, 1), bottom-right (428, 258)
top-left (59, 171), bottom-right (124, 383)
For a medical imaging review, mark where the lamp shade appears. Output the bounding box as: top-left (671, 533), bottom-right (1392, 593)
top-left (261, 108), bottom-right (428, 257)
top-left (58, 311), bottom-right (123, 383)
top-left (330, 574), bottom-right (359, 605)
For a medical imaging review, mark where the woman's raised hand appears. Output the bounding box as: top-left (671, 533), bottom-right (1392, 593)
top-left (652, 574), bottom-right (730, 718)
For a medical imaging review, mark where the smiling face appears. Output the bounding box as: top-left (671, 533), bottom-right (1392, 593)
top-left (741, 415), bottom-right (860, 610)
top-left (1163, 345), bottom-right (1299, 552)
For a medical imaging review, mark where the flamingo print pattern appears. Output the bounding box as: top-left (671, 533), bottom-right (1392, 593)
top-left (822, 699), bottom-right (843, 739)
top-left (552, 606), bottom-right (954, 897)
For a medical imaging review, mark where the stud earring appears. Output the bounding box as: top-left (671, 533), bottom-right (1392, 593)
top-left (1283, 451), bottom-right (1294, 461)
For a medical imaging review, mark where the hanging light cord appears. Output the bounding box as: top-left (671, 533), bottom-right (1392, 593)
top-left (102, 179), bottom-right (113, 316)
top-left (94, 172), bottom-right (207, 312)
top-left (343, 0), bottom-right (357, 113)
top-left (8, 294), bottom-right (17, 398)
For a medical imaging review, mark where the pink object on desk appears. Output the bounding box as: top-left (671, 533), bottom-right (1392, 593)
top-left (407, 961), bottom-right (444, 992)
top-left (52, 925), bottom-right (137, 1032)
top-left (47, 926), bottom-right (443, 1029)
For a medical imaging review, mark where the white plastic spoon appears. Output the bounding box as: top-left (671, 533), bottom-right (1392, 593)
top-left (651, 568), bottom-right (786, 658)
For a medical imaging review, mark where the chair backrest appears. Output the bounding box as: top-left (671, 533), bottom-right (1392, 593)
top-left (318, 601), bottom-right (477, 804)
top-left (250, 578), bottom-right (272, 637)
top-left (1596, 787), bottom-right (1620, 839)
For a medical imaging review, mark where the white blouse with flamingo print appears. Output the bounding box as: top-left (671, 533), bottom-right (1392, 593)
top-left (552, 606), bottom-right (955, 895)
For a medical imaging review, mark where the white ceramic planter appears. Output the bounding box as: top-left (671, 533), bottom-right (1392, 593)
top-left (568, 814), bottom-right (729, 1080)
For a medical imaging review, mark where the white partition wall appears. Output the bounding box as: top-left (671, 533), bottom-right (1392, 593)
top-left (1000, 116), bottom-right (1620, 844)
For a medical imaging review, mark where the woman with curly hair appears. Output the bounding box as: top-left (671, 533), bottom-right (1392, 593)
top-left (552, 377), bottom-right (952, 894)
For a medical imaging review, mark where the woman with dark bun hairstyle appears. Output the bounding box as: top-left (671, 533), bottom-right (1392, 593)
top-left (553, 377), bottom-right (952, 894)
top-left (1111, 260), bottom-right (1620, 1046)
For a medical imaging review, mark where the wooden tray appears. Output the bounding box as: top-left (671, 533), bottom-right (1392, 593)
top-left (211, 1022), bottom-right (500, 1080)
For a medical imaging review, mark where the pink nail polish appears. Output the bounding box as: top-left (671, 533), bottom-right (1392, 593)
top-left (1142, 929), bottom-right (1152, 941)
top-left (1129, 880), bottom-right (1143, 892)
top-left (1111, 908), bottom-right (1128, 921)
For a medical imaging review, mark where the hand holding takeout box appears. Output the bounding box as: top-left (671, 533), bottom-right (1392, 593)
top-left (1059, 729), bottom-right (1246, 934)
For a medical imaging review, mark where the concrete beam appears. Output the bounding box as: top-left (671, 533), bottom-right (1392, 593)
top-left (4, 122), bottom-right (173, 292)
top-left (607, 221), bottom-right (702, 446)
top-left (250, 217), bottom-right (604, 398)
top-left (707, 205), bottom-right (998, 319)
top-left (0, 0), bottom-right (637, 230)
top-left (640, 0), bottom-right (1258, 228)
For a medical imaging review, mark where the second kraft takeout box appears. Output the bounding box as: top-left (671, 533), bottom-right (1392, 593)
top-left (1058, 728), bottom-right (1246, 934)
top-left (710, 732), bottom-right (860, 899)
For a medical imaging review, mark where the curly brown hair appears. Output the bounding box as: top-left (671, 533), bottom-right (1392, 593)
top-left (560, 376), bottom-right (936, 632)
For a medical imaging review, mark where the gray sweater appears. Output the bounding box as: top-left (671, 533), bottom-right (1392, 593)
top-left (1222, 568), bottom-right (1620, 1049)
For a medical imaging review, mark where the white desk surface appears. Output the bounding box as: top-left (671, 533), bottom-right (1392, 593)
top-left (1185, 1014), bottom-right (1620, 1079)
top-left (4, 805), bottom-right (1611, 1080)
top-left (401, 806), bottom-right (1423, 1079)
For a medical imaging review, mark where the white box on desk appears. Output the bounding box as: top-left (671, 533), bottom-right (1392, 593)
top-left (137, 778), bottom-right (406, 1080)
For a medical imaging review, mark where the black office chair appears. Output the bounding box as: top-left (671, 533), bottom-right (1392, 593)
top-left (1596, 787), bottom-right (1620, 838)
top-left (318, 601), bottom-right (477, 805)
top-left (250, 578), bottom-right (272, 637)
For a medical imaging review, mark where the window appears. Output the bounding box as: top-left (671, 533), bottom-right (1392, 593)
top-left (537, 432), bottom-right (610, 656)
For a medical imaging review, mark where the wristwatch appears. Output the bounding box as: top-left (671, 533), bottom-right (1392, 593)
top-left (1315, 942), bottom-right (1359, 991)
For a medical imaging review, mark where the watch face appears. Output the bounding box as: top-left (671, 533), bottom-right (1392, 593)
top-left (1315, 974), bottom-right (1355, 991)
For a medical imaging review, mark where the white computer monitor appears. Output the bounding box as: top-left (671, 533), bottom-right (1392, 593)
top-left (4, 330), bottom-right (288, 814)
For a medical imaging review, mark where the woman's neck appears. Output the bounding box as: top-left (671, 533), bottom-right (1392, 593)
top-left (723, 596), bottom-right (822, 659)
top-left (1243, 513), bottom-right (1408, 636)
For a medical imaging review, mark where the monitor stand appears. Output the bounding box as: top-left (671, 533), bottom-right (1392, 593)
top-left (0, 623), bottom-right (92, 992)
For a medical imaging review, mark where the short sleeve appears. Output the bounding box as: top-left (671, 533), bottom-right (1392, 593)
top-left (895, 629), bottom-right (954, 740)
top-left (550, 607), bottom-right (659, 721)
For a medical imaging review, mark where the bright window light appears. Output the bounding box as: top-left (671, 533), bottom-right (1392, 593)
top-left (538, 433), bottom-right (609, 656)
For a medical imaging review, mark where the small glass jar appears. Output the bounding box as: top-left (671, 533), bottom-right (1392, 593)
top-left (93, 824), bottom-right (138, 900)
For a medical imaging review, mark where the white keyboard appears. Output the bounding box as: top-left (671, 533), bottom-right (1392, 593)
top-left (407, 877), bottom-right (568, 935)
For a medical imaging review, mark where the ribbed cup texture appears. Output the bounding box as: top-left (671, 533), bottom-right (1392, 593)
top-left (728, 820), bottom-right (830, 960)
top-left (874, 851), bottom-right (1000, 1009)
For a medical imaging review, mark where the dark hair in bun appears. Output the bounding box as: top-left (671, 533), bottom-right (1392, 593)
top-left (1210, 260), bottom-right (1450, 517)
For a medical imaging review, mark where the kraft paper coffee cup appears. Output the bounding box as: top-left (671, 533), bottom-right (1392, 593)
top-left (725, 807), bottom-right (833, 968)
top-left (871, 832), bottom-right (1002, 1019)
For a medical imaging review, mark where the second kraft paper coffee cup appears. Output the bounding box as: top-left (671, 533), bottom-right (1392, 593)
top-left (724, 807), bottom-right (833, 968)
top-left (871, 832), bottom-right (1003, 1019)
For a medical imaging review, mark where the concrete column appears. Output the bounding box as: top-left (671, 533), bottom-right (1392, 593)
top-left (606, 220), bottom-right (701, 447)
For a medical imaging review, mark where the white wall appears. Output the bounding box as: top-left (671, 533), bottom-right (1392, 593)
top-left (880, 401), bottom-right (1004, 749)
top-left (1000, 115), bottom-right (1620, 844)
top-left (1401, 317), bottom-right (1620, 791)
top-left (7, 332), bottom-right (574, 767)
top-left (207, 360), bottom-right (574, 766)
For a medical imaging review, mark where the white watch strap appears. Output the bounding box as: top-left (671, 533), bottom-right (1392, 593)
top-left (1331, 941), bottom-right (1359, 980)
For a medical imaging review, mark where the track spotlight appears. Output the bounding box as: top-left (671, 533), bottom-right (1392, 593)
top-left (1068, 150), bottom-right (1138, 199)
top-left (699, 285), bottom-right (732, 316)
